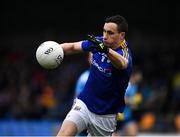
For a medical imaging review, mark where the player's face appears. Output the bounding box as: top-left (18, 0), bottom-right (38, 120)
top-left (103, 23), bottom-right (124, 48)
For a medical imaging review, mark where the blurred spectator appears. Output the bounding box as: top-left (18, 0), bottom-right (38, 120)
top-left (174, 113), bottom-right (180, 133)
top-left (171, 71), bottom-right (180, 114)
top-left (39, 84), bottom-right (57, 117)
top-left (139, 112), bottom-right (156, 132)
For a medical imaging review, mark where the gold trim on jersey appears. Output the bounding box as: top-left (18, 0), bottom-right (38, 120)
top-left (120, 39), bottom-right (127, 49)
top-left (120, 40), bottom-right (128, 59)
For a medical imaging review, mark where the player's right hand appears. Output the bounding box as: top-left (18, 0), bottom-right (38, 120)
top-left (87, 34), bottom-right (109, 54)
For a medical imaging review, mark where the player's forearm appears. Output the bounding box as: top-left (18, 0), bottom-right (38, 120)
top-left (60, 41), bottom-right (83, 54)
top-left (107, 48), bottom-right (128, 70)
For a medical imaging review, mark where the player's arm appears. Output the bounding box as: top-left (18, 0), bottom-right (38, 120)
top-left (87, 34), bottom-right (128, 70)
top-left (107, 49), bottom-right (128, 70)
top-left (60, 41), bottom-right (83, 54)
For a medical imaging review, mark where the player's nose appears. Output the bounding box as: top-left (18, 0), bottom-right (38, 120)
top-left (103, 34), bottom-right (108, 41)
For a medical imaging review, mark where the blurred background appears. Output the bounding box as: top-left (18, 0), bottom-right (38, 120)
top-left (0, 0), bottom-right (179, 136)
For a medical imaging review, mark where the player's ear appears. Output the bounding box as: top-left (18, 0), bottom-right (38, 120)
top-left (120, 32), bottom-right (125, 39)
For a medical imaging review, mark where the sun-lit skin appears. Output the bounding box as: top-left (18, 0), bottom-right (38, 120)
top-left (103, 22), bottom-right (125, 49)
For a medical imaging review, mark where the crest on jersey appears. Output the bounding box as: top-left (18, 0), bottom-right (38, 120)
top-left (74, 105), bottom-right (81, 111)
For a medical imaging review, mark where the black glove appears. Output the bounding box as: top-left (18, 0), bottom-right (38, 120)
top-left (87, 34), bottom-right (109, 54)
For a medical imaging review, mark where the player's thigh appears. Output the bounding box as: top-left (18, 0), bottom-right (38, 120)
top-left (57, 120), bottom-right (78, 136)
top-left (60, 99), bottom-right (89, 134)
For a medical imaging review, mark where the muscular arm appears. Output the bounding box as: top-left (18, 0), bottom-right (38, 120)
top-left (107, 48), bottom-right (128, 70)
top-left (60, 41), bottom-right (83, 55)
top-left (60, 40), bottom-right (128, 69)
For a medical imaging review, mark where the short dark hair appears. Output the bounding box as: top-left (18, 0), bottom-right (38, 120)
top-left (105, 15), bottom-right (128, 33)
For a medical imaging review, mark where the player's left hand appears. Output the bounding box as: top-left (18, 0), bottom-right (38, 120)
top-left (117, 112), bottom-right (124, 121)
top-left (87, 34), bottom-right (109, 54)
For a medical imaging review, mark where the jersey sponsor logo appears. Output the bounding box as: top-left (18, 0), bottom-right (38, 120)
top-left (92, 59), bottom-right (112, 76)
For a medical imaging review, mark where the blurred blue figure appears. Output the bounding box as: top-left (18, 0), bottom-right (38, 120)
top-left (75, 70), bottom-right (90, 97)
top-left (75, 53), bottom-right (91, 96)
top-left (113, 68), bottom-right (143, 136)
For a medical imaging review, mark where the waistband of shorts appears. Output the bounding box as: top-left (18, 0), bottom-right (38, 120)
top-left (76, 98), bottom-right (116, 118)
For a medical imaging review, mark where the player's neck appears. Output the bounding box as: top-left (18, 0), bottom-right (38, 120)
top-left (113, 39), bottom-right (127, 49)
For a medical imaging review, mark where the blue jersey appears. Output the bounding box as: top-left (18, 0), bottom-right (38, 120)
top-left (123, 83), bottom-right (138, 120)
top-left (78, 36), bottom-right (133, 115)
